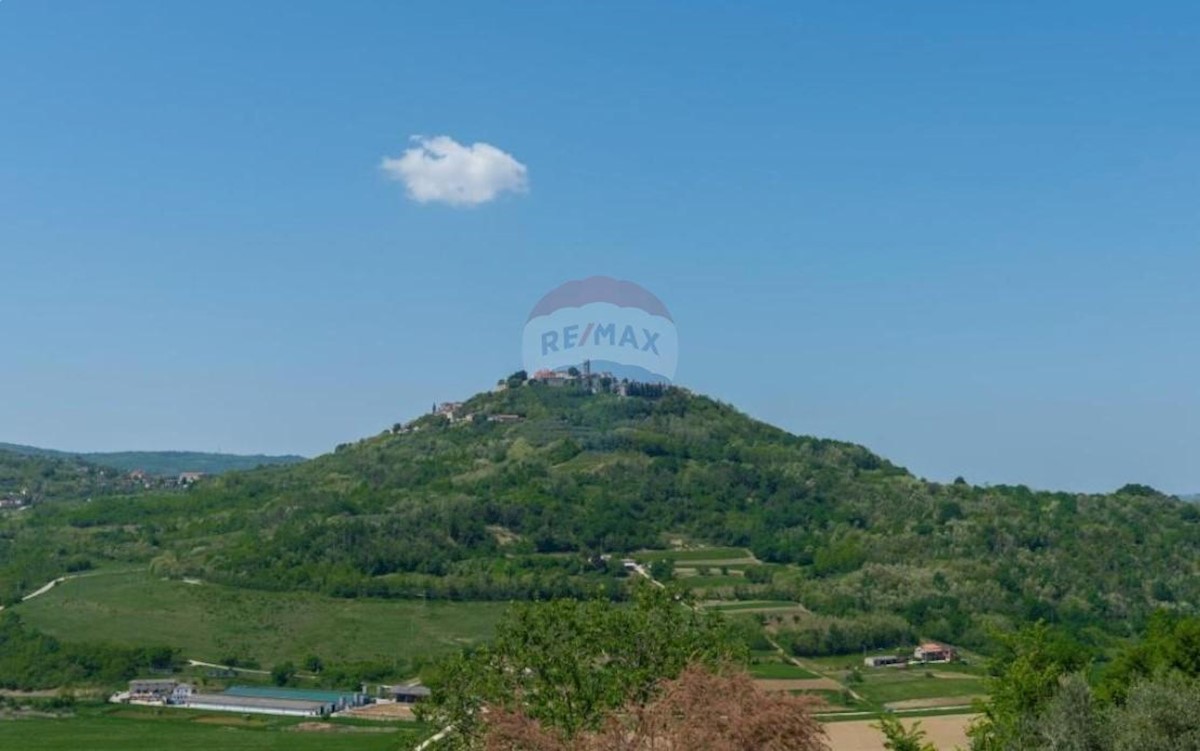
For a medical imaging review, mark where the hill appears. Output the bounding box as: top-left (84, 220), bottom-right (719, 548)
top-left (0, 449), bottom-right (142, 504)
top-left (0, 442), bottom-right (305, 476)
top-left (3, 379), bottom-right (1199, 651)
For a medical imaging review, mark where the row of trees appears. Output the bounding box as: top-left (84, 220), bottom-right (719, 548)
top-left (777, 612), bottom-right (916, 658)
top-left (0, 612), bottom-right (179, 690)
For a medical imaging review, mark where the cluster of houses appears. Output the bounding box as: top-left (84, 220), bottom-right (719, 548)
top-left (177, 471), bottom-right (205, 485)
top-left (863, 642), bottom-right (958, 669)
top-left (527, 366), bottom-right (630, 395)
top-left (393, 364), bottom-right (668, 436)
top-left (0, 495), bottom-right (29, 510)
top-left (122, 469), bottom-right (206, 489)
top-left (123, 680), bottom-right (429, 718)
top-left (430, 401), bottom-right (523, 426)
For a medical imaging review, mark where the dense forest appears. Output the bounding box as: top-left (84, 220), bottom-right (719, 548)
top-left (2, 378), bottom-right (1198, 651)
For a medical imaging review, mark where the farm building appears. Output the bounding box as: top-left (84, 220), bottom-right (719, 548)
top-left (222, 685), bottom-right (368, 711)
top-left (387, 684), bottom-right (431, 704)
top-left (863, 655), bottom-right (905, 668)
top-left (186, 693), bottom-right (333, 717)
top-left (129, 676), bottom-right (182, 700)
top-left (914, 642), bottom-right (957, 663)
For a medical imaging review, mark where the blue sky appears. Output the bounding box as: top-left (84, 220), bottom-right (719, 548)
top-left (1, 2), bottom-right (1197, 493)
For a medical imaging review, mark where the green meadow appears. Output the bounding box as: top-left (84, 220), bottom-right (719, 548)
top-left (633, 547), bottom-right (755, 563)
top-left (16, 569), bottom-right (506, 669)
top-left (0, 706), bottom-right (428, 751)
top-left (854, 669), bottom-right (987, 705)
top-left (748, 660), bottom-right (819, 680)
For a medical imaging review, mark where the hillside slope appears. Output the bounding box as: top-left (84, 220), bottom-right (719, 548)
top-left (0, 442), bottom-right (305, 476)
top-left (0, 450), bottom-right (142, 503)
top-left (5, 381), bottom-right (1199, 645)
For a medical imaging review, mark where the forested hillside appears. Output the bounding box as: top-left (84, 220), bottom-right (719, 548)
top-left (0, 442), bottom-right (305, 476)
top-left (3, 379), bottom-right (1198, 649)
top-left (0, 450), bottom-right (140, 503)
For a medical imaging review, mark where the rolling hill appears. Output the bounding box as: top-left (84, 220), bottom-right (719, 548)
top-left (0, 449), bottom-right (141, 503)
top-left (3, 377), bottom-right (1198, 651)
top-left (0, 442), bottom-right (305, 476)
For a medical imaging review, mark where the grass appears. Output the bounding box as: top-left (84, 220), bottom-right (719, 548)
top-left (796, 689), bottom-right (858, 709)
top-left (749, 661), bottom-right (819, 680)
top-left (853, 671), bottom-right (987, 705)
top-left (633, 547), bottom-right (754, 563)
top-left (676, 575), bottom-right (744, 589)
top-left (0, 705), bottom-right (430, 750)
top-left (15, 569), bottom-right (506, 669)
top-left (704, 600), bottom-right (799, 612)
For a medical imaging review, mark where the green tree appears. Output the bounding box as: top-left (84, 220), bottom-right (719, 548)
top-left (271, 661), bottom-right (296, 686)
top-left (1110, 673), bottom-right (1200, 751)
top-left (648, 558), bottom-right (675, 581)
top-left (303, 654), bottom-right (324, 674)
top-left (875, 714), bottom-right (936, 751)
top-left (969, 623), bottom-right (1089, 750)
top-left (1036, 673), bottom-right (1108, 751)
top-left (420, 585), bottom-right (741, 748)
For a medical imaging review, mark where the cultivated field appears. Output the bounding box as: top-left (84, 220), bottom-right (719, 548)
top-left (823, 714), bottom-right (976, 751)
top-left (15, 569), bottom-right (505, 669)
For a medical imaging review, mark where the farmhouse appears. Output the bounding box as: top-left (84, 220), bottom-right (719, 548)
top-left (914, 642), bottom-right (957, 663)
top-left (128, 679), bottom-right (190, 704)
top-left (863, 655), bottom-right (905, 668)
top-left (178, 472), bottom-right (205, 485)
top-left (129, 679), bottom-right (175, 702)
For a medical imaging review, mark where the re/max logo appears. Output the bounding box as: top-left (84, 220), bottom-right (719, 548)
top-left (541, 323), bottom-right (662, 356)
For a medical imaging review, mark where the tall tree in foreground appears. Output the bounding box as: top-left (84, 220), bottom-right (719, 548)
top-left (875, 714), bottom-right (935, 751)
top-left (968, 622), bottom-right (1090, 750)
top-left (420, 585), bottom-right (746, 748)
top-left (483, 664), bottom-right (827, 751)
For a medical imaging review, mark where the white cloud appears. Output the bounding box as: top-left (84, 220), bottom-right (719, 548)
top-left (380, 135), bottom-right (528, 207)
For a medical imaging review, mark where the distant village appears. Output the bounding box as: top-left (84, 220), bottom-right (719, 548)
top-left (0, 470), bottom-right (208, 513)
top-left (389, 363), bottom-right (669, 436)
